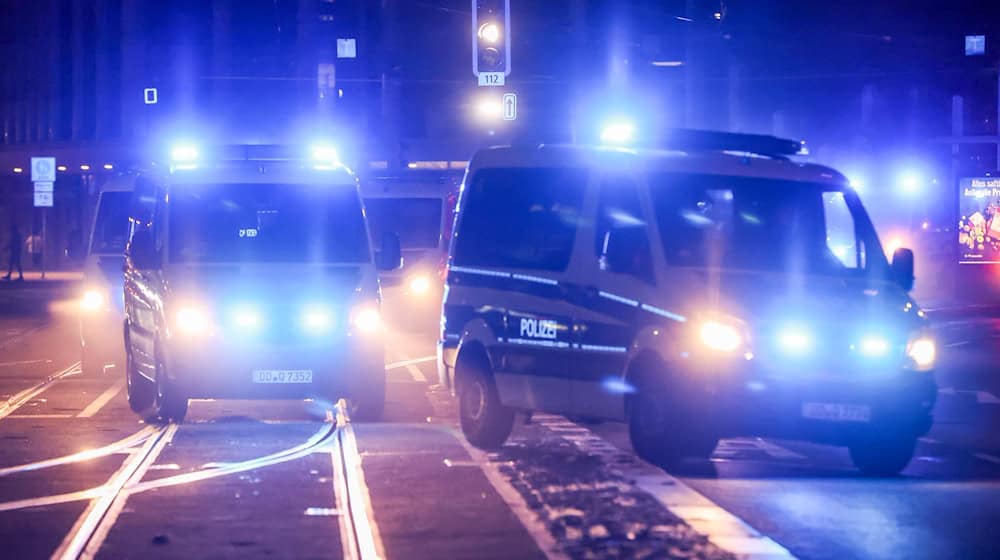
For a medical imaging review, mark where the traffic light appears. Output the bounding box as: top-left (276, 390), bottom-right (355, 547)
top-left (472, 0), bottom-right (510, 77)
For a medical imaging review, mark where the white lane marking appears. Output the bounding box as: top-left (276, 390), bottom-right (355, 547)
top-left (54, 424), bottom-right (177, 560)
top-left (938, 386), bottom-right (956, 395)
top-left (714, 438), bottom-right (806, 461)
top-left (451, 428), bottom-right (568, 560)
top-left (0, 362), bottom-right (82, 421)
top-left (384, 356), bottom-right (436, 371)
top-left (0, 488), bottom-right (105, 514)
top-left (938, 387), bottom-right (1000, 404)
top-left (0, 359), bottom-right (51, 367)
top-left (128, 422), bottom-right (335, 493)
top-left (76, 379), bottom-right (126, 418)
top-left (0, 426), bottom-right (157, 477)
top-left (974, 453), bottom-right (1000, 465)
top-left (331, 401), bottom-right (385, 560)
top-left (386, 355), bottom-right (431, 383)
top-left (537, 415), bottom-right (794, 559)
top-left (6, 414), bottom-right (75, 419)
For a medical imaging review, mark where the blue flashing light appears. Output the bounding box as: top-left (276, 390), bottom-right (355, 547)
top-left (302, 305), bottom-right (334, 333)
top-left (859, 335), bottom-right (890, 357)
top-left (170, 143), bottom-right (200, 171)
top-left (777, 326), bottom-right (812, 355)
top-left (600, 120), bottom-right (636, 145)
top-left (310, 144), bottom-right (340, 168)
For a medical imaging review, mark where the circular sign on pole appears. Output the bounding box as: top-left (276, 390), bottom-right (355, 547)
top-left (31, 157), bottom-right (56, 183)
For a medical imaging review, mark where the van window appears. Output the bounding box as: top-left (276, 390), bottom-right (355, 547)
top-left (823, 192), bottom-right (866, 269)
top-left (595, 177), bottom-right (654, 283)
top-left (650, 174), bottom-right (887, 277)
top-left (90, 192), bottom-right (132, 254)
top-left (169, 183), bottom-right (369, 263)
top-left (365, 198), bottom-right (442, 249)
top-left (454, 168), bottom-right (586, 271)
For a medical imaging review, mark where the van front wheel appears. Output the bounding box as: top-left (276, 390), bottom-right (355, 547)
top-left (629, 377), bottom-right (717, 470)
top-left (458, 357), bottom-right (514, 449)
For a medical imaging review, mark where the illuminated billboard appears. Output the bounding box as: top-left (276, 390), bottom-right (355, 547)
top-left (959, 177), bottom-right (1000, 264)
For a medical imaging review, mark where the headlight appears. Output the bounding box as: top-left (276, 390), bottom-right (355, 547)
top-left (174, 305), bottom-right (211, 337)
top-left (80, 289), bottom-right (107, 312)
top-left (699, 319), bottom-right (743, 353)
top-left (351, 305), bottom-right (382, 334)
top-left (408, 274), bottom-right (432, 296)
top-left (302, 306), bottom-right (334, 333)
top-left (905, 334), bottom-right (936, 371)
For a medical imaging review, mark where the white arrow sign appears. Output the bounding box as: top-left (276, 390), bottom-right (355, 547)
top-left (502, 93), bottom-right (517, 121)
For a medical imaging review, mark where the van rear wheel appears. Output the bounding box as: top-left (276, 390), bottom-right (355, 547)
top-left (458, 355), bottom-right (514, 449)
top-left (125, 345), bottom-right (155, 414)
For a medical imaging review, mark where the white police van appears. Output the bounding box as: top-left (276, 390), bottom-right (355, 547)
top-left (123, 145), bottom-right (400, 422)
top-left (439, 132), bottom-right (938, 476)
top-left (79, 175), bottom-right (134, 376)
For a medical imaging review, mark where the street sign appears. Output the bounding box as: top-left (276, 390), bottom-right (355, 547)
top-left (34, 181), bottom-right (53, 193)
top-left (478, 72), bottom-right (505, 87)
top-left (337, 38), bottom-right (357, 59)
top-left (502, 93), bottom-right (517, 120)
top-left (144, 88), bottom-right (158, 104)
top-left (31, 157), bottom-right (55, 182)
top-left (965, 35), bottom-right (986, 56)
top-left (33, 191), bottom-right (53, 207)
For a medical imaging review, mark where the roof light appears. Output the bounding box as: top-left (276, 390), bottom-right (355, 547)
top-left (103, 163), bottom-right (113, 170)
top-left (12, 167), bottom-right (22, 173)
top-left (600, 120), bottom-right (636, 145)
top-left (80, 164), bottom-right (91, 171)
top-left (310, 144), bottom-right (339, 163)
top-left (57, 165), bottom-right (67, 172)
top-left (170, 143), bottom-right (199, 163)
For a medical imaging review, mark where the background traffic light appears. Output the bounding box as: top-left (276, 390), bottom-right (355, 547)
top-left (472, 0), bottom-right (510, 76)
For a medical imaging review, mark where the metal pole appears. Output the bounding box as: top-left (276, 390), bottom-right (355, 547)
top-left (41, 210), bottom-right (46, 280)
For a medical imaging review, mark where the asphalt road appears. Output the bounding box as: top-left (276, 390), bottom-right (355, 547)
top-left (1, 284), bottom-right (999, 559)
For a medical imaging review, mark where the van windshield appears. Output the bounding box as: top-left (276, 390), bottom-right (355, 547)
top-left (364, 198), bottom-right (442, 249)
top-left (649, 174), bottom-right (889, 278)
top-left (169, 183), bottom-right (369, 263)
top-left (90, 191), bottom-right (132, 255)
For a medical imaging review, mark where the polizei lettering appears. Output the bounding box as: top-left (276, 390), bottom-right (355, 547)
top-left (520, 318), bottom-right (558, 340)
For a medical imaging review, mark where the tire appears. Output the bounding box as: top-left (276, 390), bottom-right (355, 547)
top-left (457, 353), bottom-right (514, 449)
top-left (849, 434), bottom-right (916, 476)
top-left (348, 370), bottom-right (386, 422)
top-left (125, 343), bottom-right (155, 414)
top-left (137, 344), bottom-right (188, 424)
top-left (628, 372), bottom-right (718, 470)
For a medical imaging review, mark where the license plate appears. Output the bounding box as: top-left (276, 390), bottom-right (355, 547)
top-left (801, 402), bottom-right (871, 423)
top-left (252, 370), bottom-right (313, 384)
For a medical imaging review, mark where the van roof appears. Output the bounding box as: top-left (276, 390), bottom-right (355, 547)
top-left (468, 144), bottom-right (849, 187)
top-left (165, 160), bottom-right (357, 187)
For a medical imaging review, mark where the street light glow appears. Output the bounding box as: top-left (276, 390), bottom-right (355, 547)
top-left (475, 97), bottom-right (503, 121)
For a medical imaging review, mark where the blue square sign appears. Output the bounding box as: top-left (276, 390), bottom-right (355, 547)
top-left (966, 35), bottom-right (985, 56)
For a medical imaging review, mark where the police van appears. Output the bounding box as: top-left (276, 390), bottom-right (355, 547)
top-left (438, 132), bottom-right (938, 476)
top-left (123, 145), bottom-right (400, 422)
top-left (79, 175), bottom-right (134, 376)
top-left (362, 168), bottom-right (462, 330)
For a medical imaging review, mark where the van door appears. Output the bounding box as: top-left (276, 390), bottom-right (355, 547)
top-left (448, 167), bottom-right (588, 414)
top-left (570, 174), bottom-right (658, 420)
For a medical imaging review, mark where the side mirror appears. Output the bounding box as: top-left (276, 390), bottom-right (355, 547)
top-left (376, 232), bottom-right (402, 271)
top-left (890, 248), bottom-right (915, 292)
top-left (128, 229), bottom-right (159, 270)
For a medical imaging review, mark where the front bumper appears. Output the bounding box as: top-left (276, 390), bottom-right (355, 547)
top-left (163, 336), bottom-right (384, 400)
top-left (679, 360), bottom-right (937, 444)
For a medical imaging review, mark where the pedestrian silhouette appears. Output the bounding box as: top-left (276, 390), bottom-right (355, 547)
top-left (3, 224), bottom-right (24, 281)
